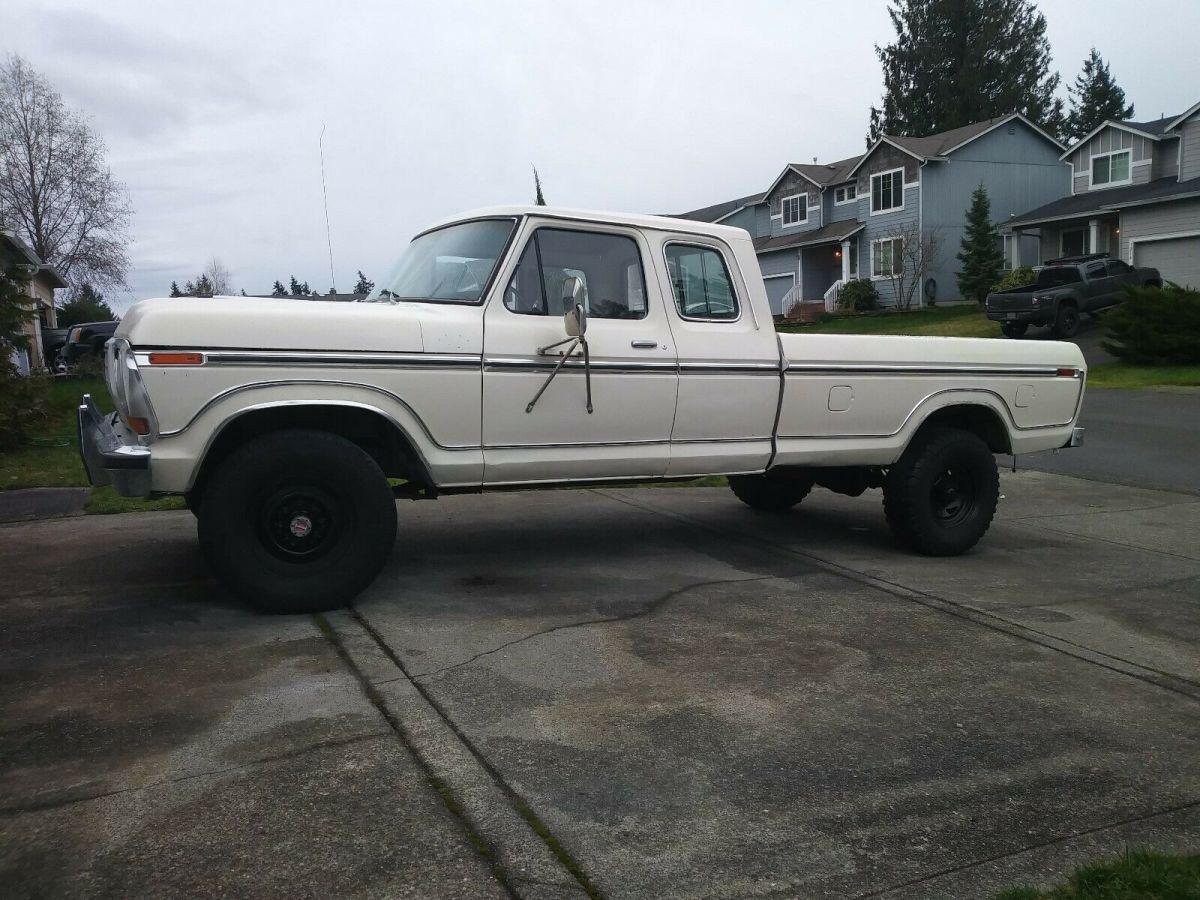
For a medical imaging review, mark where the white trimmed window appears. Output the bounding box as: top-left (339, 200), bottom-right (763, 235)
top-left (870, 168), bottom-right (904, 214)
top-left (1091, 149), bottom-right (1131, 188)
top-left (871, 237), bottom-right (903, 278)
top-left (781, 194), bottom-right (806, 226)
top-left (834, 184), bottom-right (858, 205)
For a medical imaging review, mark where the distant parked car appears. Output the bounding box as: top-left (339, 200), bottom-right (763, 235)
top-left (60, 320), bottom-right (119, 368)
top-left (40, 327), bottom-right (70, 369)
top-left (985, 254), bottom-right (1161, 339)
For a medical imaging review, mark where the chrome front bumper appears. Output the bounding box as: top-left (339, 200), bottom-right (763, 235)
top-left (77, 394), bottom-right (152, 497)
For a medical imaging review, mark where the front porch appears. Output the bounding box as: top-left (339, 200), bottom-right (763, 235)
top-left (1006, 213), bottom-right (1121, 267)
top-left (756, 221), bottom-right (863, 319)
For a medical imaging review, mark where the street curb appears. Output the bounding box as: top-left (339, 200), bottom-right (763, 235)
top-left (0, 487), bottom-right (90, 524)
top-left (319, 610), bottom-right (594, 900)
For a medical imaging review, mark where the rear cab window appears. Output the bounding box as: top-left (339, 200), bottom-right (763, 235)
top-left (1035, 266), bottom-right (1083, 287)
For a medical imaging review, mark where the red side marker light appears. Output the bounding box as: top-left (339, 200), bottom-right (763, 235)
top-left (1056, 368), bottom-right (1079, 377)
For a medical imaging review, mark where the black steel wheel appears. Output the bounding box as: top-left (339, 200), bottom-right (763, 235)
top-left (883, 427), bottom-right (998, 556)
top-left (197, 429), bottom-right (397, 614)
top-left (1052, 303), bottom-right (1080, 338)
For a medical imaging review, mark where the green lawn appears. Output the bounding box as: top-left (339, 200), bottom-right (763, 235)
top-left (776, 304), bottom-right (1003, 338)
top-left (1087, 362), bottom-right (1200, 389)
top-left (0, 377), bottom-right (185, 514)
top-left (996, 849), bottom-right (1200, 899)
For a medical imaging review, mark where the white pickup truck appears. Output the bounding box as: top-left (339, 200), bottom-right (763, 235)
top-left (80, 207), bottom-right (1086, 613)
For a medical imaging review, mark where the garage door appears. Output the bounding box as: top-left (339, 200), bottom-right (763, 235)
top-left (763, 275), bottom-right (795, 317)
top-left (1135, 236), bottom-right (1200, 289)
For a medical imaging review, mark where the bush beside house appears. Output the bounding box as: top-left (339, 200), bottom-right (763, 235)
top-left (1102, 285), bottom-right (1200, 365)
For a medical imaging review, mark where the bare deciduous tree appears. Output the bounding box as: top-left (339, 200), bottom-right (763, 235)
top-left (878, 222), bottom-right (941, 310)
top-left (204, 256), bottom-right (233, 295)
top-left (0, 54), bottom-right (131, 292)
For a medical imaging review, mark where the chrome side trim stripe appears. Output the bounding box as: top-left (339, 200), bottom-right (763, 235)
top-left (786, 364), bottom-right (1063, 377)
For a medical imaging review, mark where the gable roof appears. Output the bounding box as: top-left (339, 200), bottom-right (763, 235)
top-left (673, 192), bottom-right (764, 223)
top-left (787, 155), bottom-right (863, 188)
top-left (849, 113), bottom-right (1067, 177)
top-left (1061, 117), bottom-right (1175, 159)
top-left (1165, 100), bottom-right (1200, 133)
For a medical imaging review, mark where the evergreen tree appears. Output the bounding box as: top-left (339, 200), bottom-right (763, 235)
top-left (300, 280), bottom-right (310, 295)
top-left (192, 274), bottom-right (214, 297)
top-left (868, 0), bottom-right (1064, 144)
top-left (533, 165), bottom-right (546, 206)
top-left (57, 284), bottom-right (116, 327)
top-left (182, 280), bottom-right (195, 295)
top-left (270, 280), bottom-right (287, 297)
top-left (169, 280), bottom-right (182, 297)
top-left (0, 262), bottom-right (30, 359)
top-left (353, 270), bottom-right (374, 294)
top-left (956, 185), bottom-right (1005, 304)
top-left (1064, 49), bottom-right (1134, 142)
top-left (289, 276), bottom-right (302, 296)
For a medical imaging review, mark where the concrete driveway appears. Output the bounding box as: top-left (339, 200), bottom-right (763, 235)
top-left (3, 473), bottom-right (1198, 899)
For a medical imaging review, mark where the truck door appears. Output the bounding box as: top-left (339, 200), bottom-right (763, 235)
top-left (481, 223), bottom-right (678, 484)
top-left (655, 236), bottom-right (780, 476)
top-left (1105, 258), bottom-right (1137, 291)
top-left (1084, 260), bottom-right (1112, 308)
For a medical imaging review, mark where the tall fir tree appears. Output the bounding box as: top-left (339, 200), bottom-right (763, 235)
top-left (270, 280), bottom-right (287, 297)
top-left (192, 274), bottom-right (214, 297)
top-left (1064, 49), bottom-right (1134, 143)
top-left (57, 284), bottom-right (115, 327)
top-left (353, 270), bottom-right (374, 294)
top-left (288, 276), bottom-right (303, 296)
top-left (956, 185), bottom-right (1005, 304)
top-left (868, 0), bottom-right (1064, 144)
top-left (532, 166), bottom-right (546, 206)
top-left (168, 280), bottom-right (182, 297)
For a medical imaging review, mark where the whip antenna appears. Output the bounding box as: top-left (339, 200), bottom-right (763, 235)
top-left (320, 123), bottom-right (336, 293)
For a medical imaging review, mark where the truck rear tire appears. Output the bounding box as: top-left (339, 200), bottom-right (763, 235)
top-left (1052, 303), bottom-right (1080, 338)
top-left (197, 429), bottom-right (398, 614)
top-left (883, 427), bottom-right (998, 556)
top-left (728, 473), bottom-right (813, 512)
top-left (1001, 322), bottom-right (1028, 338)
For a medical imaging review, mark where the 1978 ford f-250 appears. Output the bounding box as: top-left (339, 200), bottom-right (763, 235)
top-left (80, 207), bottom-right (1086, 613)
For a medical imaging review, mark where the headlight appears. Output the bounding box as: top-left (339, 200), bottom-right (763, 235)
top-left (107, 338), bottom-right (158, 440)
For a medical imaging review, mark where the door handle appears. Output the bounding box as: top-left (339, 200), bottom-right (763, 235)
top-left (630, 340), bottom-right (658, 349)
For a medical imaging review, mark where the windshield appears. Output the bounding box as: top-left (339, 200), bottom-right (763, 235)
top-left (1035, 266), bottom-right (1082, 287)
top-left (366, 218), bottom-right (516, 304)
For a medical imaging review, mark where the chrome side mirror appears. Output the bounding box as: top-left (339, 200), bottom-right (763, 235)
top-left (562, 276), bottom-right (586, 336)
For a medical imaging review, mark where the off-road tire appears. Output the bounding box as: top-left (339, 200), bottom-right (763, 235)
top-left (1051, 303), bottom-right (1080, 338)
top-left (1001, 322), bottom-right (1028, 339)
top-left (728, 473), bottom-right (814, 512)
top-left (883, 427), bottom-right (998, 556)
top-left (197, 429), bottom-right (397, 614)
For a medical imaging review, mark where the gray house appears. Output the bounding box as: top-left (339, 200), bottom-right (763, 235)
top-left (1004, 101), bottom-right (1200, 288)
top-left (676, 113), bottom-right (1069, 315)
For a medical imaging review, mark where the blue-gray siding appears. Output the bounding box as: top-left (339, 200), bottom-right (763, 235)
top-left (1181, 117), bottom-right (1200, 181)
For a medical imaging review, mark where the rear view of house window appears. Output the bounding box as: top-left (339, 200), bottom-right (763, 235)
top-left (1092, 150), bottom-right (1130, 186)
top-left (781, 195), bottom-right (805, 226)
top-left (665, 244), bottom-right (739, 320)
top-left (870, 169), bottom-right (904, 213)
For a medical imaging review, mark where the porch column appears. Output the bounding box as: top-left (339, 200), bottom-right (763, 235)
top-left (1011, 230), bottom-right (1022, 268)
top-left (1088, 219), bottom-right (1100, 255)
top-left (796, 250), bottom-right (803, 302)
top-left (840, 240), bottom-right (851, 282)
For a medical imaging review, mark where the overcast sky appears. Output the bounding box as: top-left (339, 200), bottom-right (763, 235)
top-left (5, 0), bottom-right (1199, 308)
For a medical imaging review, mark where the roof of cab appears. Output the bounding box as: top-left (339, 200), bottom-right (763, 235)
top-left (419, 205), bottom-right (753, 241)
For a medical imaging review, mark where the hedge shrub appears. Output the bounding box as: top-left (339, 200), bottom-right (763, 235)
top-left (836, 278), bottom-right (880, 313)
top-left (991, 266), bottom-right (1035, 293)
top-left (0, 364), bottom-right (49, 452)
top-left (1102, 284), bottom-right (1200, 365)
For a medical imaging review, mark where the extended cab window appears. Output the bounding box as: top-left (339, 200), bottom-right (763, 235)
top-left (665, 244), bottom-right (738, 320)
top-left (504, 228), bottom-right (647, 319)
top-left (1085, 262), bottom-right (1106, 278)
top-left (1034, 267), bottom-right (1083, 287)
top-left (1106, 259), bottom-right (1132, 275)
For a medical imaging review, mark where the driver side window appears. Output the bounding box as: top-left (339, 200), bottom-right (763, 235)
top-left (504, 228), bottom-right (647, 319)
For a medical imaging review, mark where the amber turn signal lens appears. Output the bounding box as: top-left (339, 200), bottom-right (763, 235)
top-left (148, 352), bottom-right (203, 366)
top-left (125, 416), bottom-right (151, 435)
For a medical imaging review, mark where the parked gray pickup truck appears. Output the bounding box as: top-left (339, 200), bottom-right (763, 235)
top-left (986, 254), bottom-right (1161, 338)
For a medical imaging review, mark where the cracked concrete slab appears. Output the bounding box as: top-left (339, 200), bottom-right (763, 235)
top-left (351, 479), bottom-right (1200, 898)
top-left (0, 514), bottom-right (509, 899)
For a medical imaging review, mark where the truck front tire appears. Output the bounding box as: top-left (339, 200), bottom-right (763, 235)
top-left (197, 429), bottom-right (398, 614)
top-left (883, 428), bottom-right (998, 556)
top-left (728, 473), bottom-right (813, 512)
top-left (1052, 303), bottom-right (1080, 338)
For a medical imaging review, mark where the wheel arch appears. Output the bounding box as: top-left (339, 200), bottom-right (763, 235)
top-left (910, 399), bottom-right (1013, 455)
top-left (188, 401), bottom-right (435, 500)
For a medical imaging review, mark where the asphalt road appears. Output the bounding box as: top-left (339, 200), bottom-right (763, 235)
top-left (1010, 387), bottom-right (1200, 495)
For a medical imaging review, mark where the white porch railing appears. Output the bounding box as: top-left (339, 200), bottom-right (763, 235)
top-left (780, 284), bottom-right (801, 318)
top-left (823, 279), bottom-right (844, 312)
